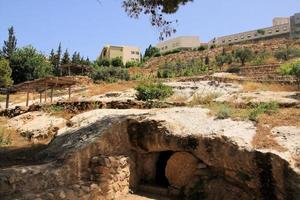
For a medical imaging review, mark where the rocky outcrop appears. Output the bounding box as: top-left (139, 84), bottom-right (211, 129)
top-left (0, 107), bottom-right (299, 200)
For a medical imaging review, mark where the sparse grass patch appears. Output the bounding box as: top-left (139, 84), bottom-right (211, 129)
top-left (242, 82), bottom-right (298, 92)
top-left (216, 104), bottom-right (232, 119)
top-left (189, 93), bottom-right (220, 106)
top-left (248, 102), bottom-right (279, 122)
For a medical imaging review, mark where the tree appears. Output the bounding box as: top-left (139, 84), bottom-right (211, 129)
top-left (122, 0), bottom-right (193, 39)
top-left (111, 57), bottom-right (123, 67)
top-left (71, 51), bottom-right (81, 64)
top-left (234, 48), bottom-right (253, 66)
top-left (144, 45), bottom-right (160, 58)
top-left (2, 26), bottom-right (17, 61)
top-left (49, 49), bottom-right (56, 66)
top-left (0, 59), bottom-right (13, 87)
top-left (61, 49), bottom-right (71, 65)
top-left (97, 58), bottom-right (110, 67)
top-left (10, 46), bottom-right (53, 84)
top-left (52, 43), bottom-right (62, 75)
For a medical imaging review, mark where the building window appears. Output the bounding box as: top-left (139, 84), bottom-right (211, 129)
top-left (222, 40), bottom-right (225, 43)
top-left (254, 33), bottom-right (258, 37)
top-left (241, 36), bottom-right (244, 39)
top-left (283, 27), bottom-right (287, 31)
top-left (131, 51), bottom-right (135, 54)
top-left (247, 35), bottom-right (251, 38)
top-left (276, 29), bottom-right (280, 32)
top-left (268, 30), bottom-right (272, 34)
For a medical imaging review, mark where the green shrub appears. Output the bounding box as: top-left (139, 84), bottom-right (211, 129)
top-left (96, 58), bottom-right (110, 67)
top-left (197, 45), bottom-right (208, 51)
top-left (157, 59), bottom-right (208, 78)
top-left (135, 81), bottom-right (174, 101)
top-left (274, 47), bottom-right (300, 61)
top-left (162, 49), bottom-right (181, 56)
top-left (279, 60), bottom-right (300, 85)
top-left (92, 67), bottom-right (130, 83)
top-left (226, 66), bottom-right (240, 73)
top-left (248, 102), bottom-right (279, 121)
top-left (257, 29), bottom-right (266, 35)
top-left (216, 104), bottom-right (231, 119)
top-left (111, 57), bottom-right (123, 67)
top-left (125, 61), bottom-right (139, 68)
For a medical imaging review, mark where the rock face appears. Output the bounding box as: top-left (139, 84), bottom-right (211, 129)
top-left (7, 111), bottom-right (66, 140)
top-left (0, 107), bottom-right (299, 200)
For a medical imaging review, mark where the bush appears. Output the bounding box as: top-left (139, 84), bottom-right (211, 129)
top-left (92, 67), bottom-right (130, 83)
top-left (226, 66), bottom-right (240, 73)
top-left (157, 59), bottom-right (208, 78)
top-left (279, 60), bottom-right (300, 85)
top-left (248, 102), bottom-right (278, 121)
top-left (135, 81), bottom-right (174, 101)
top-left (197, 45), bottom-right (208, 51)
top-left (97, 58), bottom-right (110, 67)
top-left (111, 57), bottom-right (123, 67)
top-left (234, 48), bottom-right (253, 66)
top-left (274, 47), bottom-right (300, 61)
top-left (216, 104), bottom-right (232, 119)
top-left (0, 58), bottom-right (13, 87)
top-left (162, 49), bottom-right (181, 56)
top-left (125, 61), bottom-right (139, 68)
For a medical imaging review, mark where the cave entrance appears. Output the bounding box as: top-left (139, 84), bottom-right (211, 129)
top-left (155, 151), bottom-right (173, 187)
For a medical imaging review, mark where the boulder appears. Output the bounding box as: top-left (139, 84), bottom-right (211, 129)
top-left (165, 152), bottom-right (198, 188)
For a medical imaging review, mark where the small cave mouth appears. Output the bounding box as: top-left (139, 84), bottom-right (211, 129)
top-left (155, 151), bottom-right (173, 187)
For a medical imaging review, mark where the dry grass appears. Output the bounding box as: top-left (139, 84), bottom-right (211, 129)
top-left (189, 93), bottom-right (221, 106)
top-left (252, 108), bottom-right (300, 151)
top-left (87, 81), bottom-right (138, 97)
top-left (242, 82), bottom-right (298, 92)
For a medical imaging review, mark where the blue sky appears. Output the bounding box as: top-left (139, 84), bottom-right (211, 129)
top-left (0, 0), bottom-right (299, 59)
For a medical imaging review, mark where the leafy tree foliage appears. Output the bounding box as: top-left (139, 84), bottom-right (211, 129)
top-left (96, 58), bottom-right (111, 67)
top-left (122, 0), bottom-right (193, 39)
top-left (2, 26), bottom-right (17, 61)
top-left (280, 60), bottom-right (300, 86)
top-left (125, 60), bottom-right (139, 68)
top-left (72, 51), bottom-right (81, 64)
top-left (111, 57), bottom-right (123, 67)
top-left (215, 49), bottom-right (233, 69)
top-left (274, 46), bottom-right (300, 61)
top-left (0, 59), bottom-right (13, 87)
top-left (144, 45), bottom-right (160, 59)
top-left (234, 48), bottom-right (253, 66)
top-left (10, 46), bottom-right (53, 84)
top-left (92, 67), bottom-right (129, 83)
top-left (61, 49), bottom-right (71, 65)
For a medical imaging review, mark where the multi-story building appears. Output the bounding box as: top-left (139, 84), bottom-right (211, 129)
top-left (99, 45), bottom-right (141, 64)
top-left (209, 12), bottom-right (300, 47)
top-left (156, 36), bottom-right (203, 53)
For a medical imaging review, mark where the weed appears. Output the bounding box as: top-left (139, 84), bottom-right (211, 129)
top-left (216, 104), bottom-right (232, 119)
top-left (248, 102), bottom-right (279, 121)
top-left (189, 93), bottom-right (220, 106)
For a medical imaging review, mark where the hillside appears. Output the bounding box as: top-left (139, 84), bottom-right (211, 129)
top-left (143, 38), bottom-right (300, 75)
